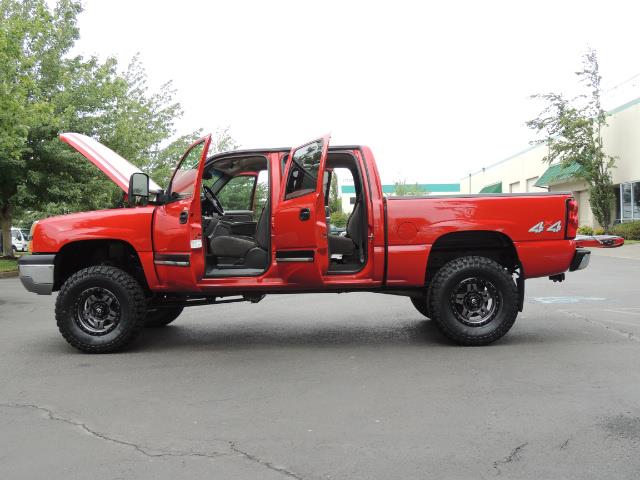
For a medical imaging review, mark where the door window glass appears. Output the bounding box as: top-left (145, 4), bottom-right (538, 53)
top-left (169, 141), bottom-right (205, 199)
top-left (285, 140), bottom-right (323, 199)
top-left (253, 170), bottom-right (269, 220)
top-left (217, 175), bottom-right (256, 210)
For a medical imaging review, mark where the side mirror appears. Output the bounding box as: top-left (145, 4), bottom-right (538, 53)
top-left (128, 172), bottom-right (150, 207)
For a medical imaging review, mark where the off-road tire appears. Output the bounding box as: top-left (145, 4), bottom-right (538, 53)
top-left (410, 296), bottom-right (430, 319)
top-left (55, 266), bottom-right (146, 353)
top-left (429, 256), bottom-right (518, 346)
top-left (144, 306), bottom-right (184, 327)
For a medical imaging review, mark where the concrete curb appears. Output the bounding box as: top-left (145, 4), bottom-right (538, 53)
top-left (0, 271), bottom-right (18, 278)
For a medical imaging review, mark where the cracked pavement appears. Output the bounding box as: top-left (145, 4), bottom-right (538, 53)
top-left (1, 246), bottom-right (640, 479)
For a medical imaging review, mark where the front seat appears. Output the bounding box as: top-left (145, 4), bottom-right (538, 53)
top-left (209, 202), bottom-right (270, 268)
top-left (328, 198), bottom-right (364, 258)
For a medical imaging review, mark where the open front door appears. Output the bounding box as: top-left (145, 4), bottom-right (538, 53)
top-left (272, 135), bottom-right (330, 285)
top-left (153, 135), bottom-right (211, 288)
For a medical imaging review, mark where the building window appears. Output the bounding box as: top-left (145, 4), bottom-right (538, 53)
top-left (509, 181), bottom-right (520, 193)
top-left (349, 196), bottom-right (356, 205)
top-left (620, 181), bottom-right (640, 221)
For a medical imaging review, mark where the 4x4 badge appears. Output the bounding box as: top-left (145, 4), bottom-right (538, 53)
top-left (529, 221), bottom-right (562, 233)
top-left (547, 221), bottom-right (562, 232)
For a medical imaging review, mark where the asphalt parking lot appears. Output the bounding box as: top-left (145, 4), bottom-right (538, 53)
top-left (1, 246), bottom-right (639, 479)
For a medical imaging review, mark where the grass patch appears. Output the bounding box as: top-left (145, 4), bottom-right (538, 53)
top-left (0, 258), bottom-right (18, 273)
top-left (623, 239), bottom-right (640, 245)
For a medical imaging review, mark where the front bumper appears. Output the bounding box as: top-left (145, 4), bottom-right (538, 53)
top-left (569, 248), bottom-right (590, 272)
top-left (18, 254), bottom-right (55, 295)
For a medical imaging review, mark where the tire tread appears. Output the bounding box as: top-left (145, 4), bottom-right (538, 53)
top-left (55, 266), bottom-right (146, 353)
top-left (428, 256), bottom-right (518, 346)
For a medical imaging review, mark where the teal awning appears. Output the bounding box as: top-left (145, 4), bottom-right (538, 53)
top-left (479, 182), bottom-right (502, 193)
top-left (535, 162), bottom-right (582, 187)
top-left (341, 183), bottom-right (460, 194)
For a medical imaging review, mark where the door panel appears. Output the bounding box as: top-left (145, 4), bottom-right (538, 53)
top-left (272, 135), bottom-right (330, 285)
top-left (153, 135), bottom-right (212, 287)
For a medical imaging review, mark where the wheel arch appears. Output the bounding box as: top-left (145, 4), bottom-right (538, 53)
top-left (53, 239), bottom-right (151, 292)
top-left (425, 230), bottom-right (522, 301)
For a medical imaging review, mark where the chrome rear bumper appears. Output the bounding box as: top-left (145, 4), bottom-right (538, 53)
top-left (18, 254), bottom-right (55, 295)
top-left (569, 248), bottom-right (590, 272)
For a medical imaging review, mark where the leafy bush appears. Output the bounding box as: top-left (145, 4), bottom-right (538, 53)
top-left (330, 211), bottom-right (349, 228)
top-left (577, 225), bottom-right (593, 235)
top-left (593, 227), bottom-right (605, 235)
top-left (611, 221), bottom-right (640, 240)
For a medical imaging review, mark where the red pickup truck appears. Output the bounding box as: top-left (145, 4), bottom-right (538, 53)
top-left (19, 133), bottom-right (590, 352)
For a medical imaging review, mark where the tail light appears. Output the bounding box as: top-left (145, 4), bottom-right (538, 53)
top-left (565, 198), bottom-right (578, 239)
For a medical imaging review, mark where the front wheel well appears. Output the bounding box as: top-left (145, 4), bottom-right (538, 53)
top-left (426, 231), bottom-right (520, 286)
top-left (53, 240), bottom-right (148, 292)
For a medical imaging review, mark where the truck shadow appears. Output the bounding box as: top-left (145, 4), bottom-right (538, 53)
top-left (131, 317), bottom-right (550, 352)
top-left (134, 318), bottom-right (452, 351)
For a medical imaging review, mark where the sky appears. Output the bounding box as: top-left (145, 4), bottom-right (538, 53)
top-left (69, 0), bottom-right (640, 185)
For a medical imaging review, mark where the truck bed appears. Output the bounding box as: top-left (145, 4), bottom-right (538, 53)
top-left (383, 192), bottom-right (575, 284)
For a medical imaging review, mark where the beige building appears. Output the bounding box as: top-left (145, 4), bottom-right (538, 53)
top-left (461, 97), bottom-right (640, 228)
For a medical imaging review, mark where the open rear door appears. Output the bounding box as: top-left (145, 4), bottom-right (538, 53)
top-left (272, 135), bottom-right (331, 285)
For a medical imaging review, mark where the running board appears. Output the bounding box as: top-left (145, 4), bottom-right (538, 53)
top-left (276, 250), bottom-right (314, 263)
top-left (151, 293), bottom-right (265, 308)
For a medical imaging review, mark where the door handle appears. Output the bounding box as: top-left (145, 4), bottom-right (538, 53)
top-left (179, 209), bottom-right (189, 224)
top-left (299, 208), bottom-right (311, 221)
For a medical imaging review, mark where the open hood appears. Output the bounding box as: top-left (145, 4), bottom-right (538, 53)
top-left (60, 132), bottom-right (162, 194)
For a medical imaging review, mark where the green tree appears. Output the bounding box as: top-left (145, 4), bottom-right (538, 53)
top-left (393, 180), bottom-right (426, 196)
top-left (12, 54), bottom-right (183, 226)
top-left (527, 49), bottom-right (616, 231)
top-left (145, 127), bottom-right (237, 188)
top-left (216, 176), bottom-right (255, 211)
top-left (329, 173), bottom-right (342, 213)
top-left (330, 210), bottom-right (348, 228)
top-left (0, 0), bottom-right (211, 256)
top-left (0, 0), bottom-right (79, 255)
top-left (148, 131), bottom-right (204, 188)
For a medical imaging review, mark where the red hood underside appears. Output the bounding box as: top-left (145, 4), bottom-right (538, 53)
top-left (60, 132), bottom-right (162, 193)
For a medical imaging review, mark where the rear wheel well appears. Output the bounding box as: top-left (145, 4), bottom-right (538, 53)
top-left (426, 231), bottom-right (520, 287)
top-left (53, 240), bottom-right (148, 293)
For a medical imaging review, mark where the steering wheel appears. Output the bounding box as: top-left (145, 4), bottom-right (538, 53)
top-left (203, 185), bottom-right (224, 216)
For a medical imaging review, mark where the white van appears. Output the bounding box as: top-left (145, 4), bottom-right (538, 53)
top-left (11, 227), bottom-right (28, 252)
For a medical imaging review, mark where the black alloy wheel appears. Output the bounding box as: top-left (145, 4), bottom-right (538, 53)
top-left (429, 256), bottom-right (518, 346)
